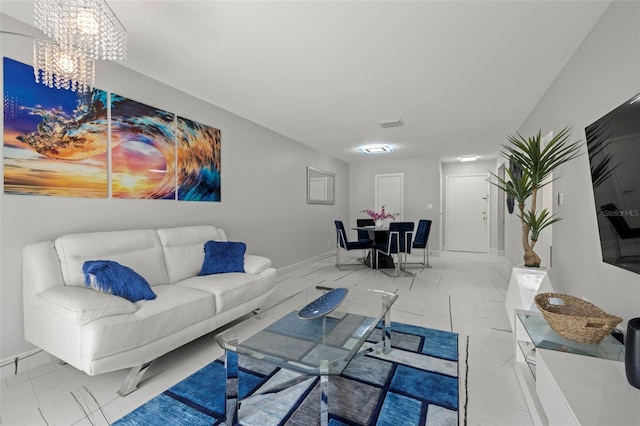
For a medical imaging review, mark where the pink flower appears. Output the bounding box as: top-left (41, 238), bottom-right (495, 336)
top-left (362, 205), bottom-right (395, 221)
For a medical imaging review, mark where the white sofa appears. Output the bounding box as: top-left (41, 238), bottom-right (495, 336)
top-left (22, 225), bottom-right (277, 395)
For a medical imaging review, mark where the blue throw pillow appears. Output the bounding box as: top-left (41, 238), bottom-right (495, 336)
top-left (82, 260), bottom-right (157, 303)
top-left (199, 241), bottom-right (246, 275)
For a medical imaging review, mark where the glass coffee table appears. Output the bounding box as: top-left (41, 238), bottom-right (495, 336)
top-left (215, 285), bottom-right (398, 426)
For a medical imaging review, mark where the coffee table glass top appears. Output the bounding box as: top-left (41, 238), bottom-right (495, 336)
top-left (217, 285), bottom-right (398, 376)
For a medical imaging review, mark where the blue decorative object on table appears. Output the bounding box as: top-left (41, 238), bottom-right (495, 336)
top-left (297, 287), bottom-right (349, 320)
top-left (82, 260), bottom-right (156, 303)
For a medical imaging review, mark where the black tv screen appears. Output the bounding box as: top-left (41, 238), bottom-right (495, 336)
top-left (585, 93), bottom-right (640, 274)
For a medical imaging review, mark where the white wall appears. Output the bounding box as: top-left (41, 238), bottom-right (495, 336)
top-left (509, 1), bottom-right (640, 325)
top-left (0, 14), bottom-right (349, 358)
top-left (349, 155), bottom-right (441, 252)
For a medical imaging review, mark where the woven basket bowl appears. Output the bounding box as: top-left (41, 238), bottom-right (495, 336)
top-left (534, 293), bottom-right (622, 345)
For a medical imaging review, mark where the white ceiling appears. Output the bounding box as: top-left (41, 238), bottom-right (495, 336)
top-left (1, 1), bottom-right (611, 163)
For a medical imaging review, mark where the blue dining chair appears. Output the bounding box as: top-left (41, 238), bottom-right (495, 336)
top-left (373, 222), bottom-right (414, 276)
top-left (334, 220), bottom-right (373, 270)
top-left (356, 218), bottom-right (375, 261)
top-left (356, 218), bottom-right (375, 242)
top-left (409, 219), bottom-right (432, 268)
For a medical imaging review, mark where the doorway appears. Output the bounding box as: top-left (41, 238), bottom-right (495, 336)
top-left (446, 174), bottom-right (489, 252)
top-left (375, 173), bottom-right (403, 222)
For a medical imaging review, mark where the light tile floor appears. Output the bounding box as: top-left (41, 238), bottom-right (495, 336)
top-left (1, 251), bottom-right (533, 426)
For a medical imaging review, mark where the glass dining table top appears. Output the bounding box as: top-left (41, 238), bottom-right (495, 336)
top-left (216, 285), bottom-right (398, 376)
top-left (352, 225), bottom-right (389, 231)
top-left (351, 226), bottom-right (390, 244)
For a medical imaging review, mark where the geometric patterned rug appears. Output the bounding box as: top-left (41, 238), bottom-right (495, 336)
top-left (114, 322), bottom-right (462, 426)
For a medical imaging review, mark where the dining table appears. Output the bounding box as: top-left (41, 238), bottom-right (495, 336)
top-left (351, 225), bottom-right (414, 275)
top-left (351, 225), bottom-right (394, 269)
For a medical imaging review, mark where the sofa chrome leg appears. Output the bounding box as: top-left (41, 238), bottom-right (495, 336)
top-left (117, 361), bottom-right (154, 396)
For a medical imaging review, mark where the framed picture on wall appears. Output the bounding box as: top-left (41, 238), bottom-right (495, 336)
top-left (3, 57), bottom-right (108, 197)
top-left (176, 117), bottom-right (221, 202)
top-left (110, 93), bottom-right (176, 199)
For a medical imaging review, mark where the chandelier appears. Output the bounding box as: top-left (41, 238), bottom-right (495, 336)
top-left (33, 0), bottom-right (126, 93)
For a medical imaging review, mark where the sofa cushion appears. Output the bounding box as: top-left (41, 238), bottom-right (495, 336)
top-left (200, 241), bottom-right (246, 275)
top-left (83, 260), bottom-right (157, 303)
top-left (82, 285), bottom-right (215, 360)
top-left (243, 255), bottom-right (272, 275)
top-left (156, 226), bottom-right (227, 284)
top-left (55, 230), bottom-right (169, 287)
top-left (177, 272), bottom-right (274, 314)
top-left (38, 286), bottom-right (138, 322)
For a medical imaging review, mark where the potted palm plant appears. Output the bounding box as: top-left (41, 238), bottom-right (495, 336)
top-left (491, 126), bottom-right (581, 267)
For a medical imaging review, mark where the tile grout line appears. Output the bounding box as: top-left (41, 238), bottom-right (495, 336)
top-left (37, 407), bottom-right (50, 426)
top-left (84, 385), bottom-right (112, 425)
top-left (70, 390), bottom-right (94, 425)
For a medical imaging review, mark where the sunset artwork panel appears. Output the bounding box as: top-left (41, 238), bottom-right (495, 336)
top-left (110, 94), bottom-right (176, 199)
top-left (3, 57), bottom-right (108, 197)
top-left (177, 117), bottom-right (221, 201)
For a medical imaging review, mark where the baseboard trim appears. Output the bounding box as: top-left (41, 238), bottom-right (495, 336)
top-left (0, 347), bottom-right (51, 380)
top-left (277, 251), bottom-right (334, 272)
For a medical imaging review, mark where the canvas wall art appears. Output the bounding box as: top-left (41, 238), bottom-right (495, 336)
top-left (110, 94), bottom-right (176, 199)
top-left (177, 116), bottom-right (221, 201)
top-left (4, 57), bottom-right (222, 202)
top-left (3, 57), bottom-right (108, 197)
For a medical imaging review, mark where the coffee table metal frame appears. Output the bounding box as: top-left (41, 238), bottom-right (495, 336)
top-left (216, 285), bottom-right (398, 426)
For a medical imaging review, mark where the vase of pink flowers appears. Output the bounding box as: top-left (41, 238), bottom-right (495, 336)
top-left (363, 205), bottom-right (395, 228)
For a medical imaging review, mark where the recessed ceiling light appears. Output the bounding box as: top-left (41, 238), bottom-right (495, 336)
top-left (376, 119), bottom-right (404, 128)
top-left (358, 144), bottom-right (394, 154)
top-left (459, 155), bottom-right (479, 162)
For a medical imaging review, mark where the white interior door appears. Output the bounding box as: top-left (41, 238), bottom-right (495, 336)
top-left (447, 174), bottom-right (489, 252)
top-left (375, 173), bottom-right (403, 223)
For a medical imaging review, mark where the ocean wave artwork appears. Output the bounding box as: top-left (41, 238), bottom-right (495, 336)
top-left (110, 94), bottom-right (176, 199)
top-left (177, 117), bottom-right (221, 202)
top-left (3, 57), bottom-right (108, 197)
top-left (4, 57), bottom-right (222, 202)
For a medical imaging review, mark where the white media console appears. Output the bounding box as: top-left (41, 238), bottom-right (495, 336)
top-left (514, 310), bottom-right (639, 425)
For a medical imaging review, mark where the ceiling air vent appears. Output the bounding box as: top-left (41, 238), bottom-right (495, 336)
top-left (376, 119), bottom-right (404, 129)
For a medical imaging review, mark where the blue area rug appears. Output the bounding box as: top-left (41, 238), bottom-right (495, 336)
top-left (114, 323), bottom-right (461, 426)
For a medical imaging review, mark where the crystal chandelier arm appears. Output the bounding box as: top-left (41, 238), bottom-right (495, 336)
top-left (1, 30), bottom-right (95, 93)
top-left (0, 30), bottom-right (53, 42)
top-left (3, 0), bottom-right (127, 94)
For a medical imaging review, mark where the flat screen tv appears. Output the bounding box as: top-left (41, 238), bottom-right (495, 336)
top-left (585, 93), bottom-right (640, 274)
